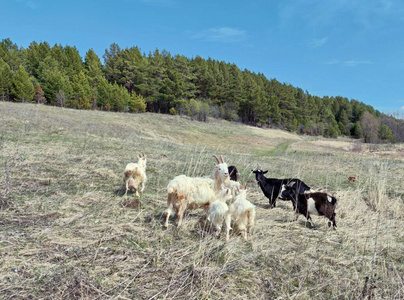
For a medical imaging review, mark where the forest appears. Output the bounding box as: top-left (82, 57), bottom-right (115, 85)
top-left (0, 38), bottom-right (403, 142)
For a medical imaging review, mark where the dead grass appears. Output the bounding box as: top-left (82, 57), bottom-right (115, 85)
top-left (0, 102), bottom-right (403, 299)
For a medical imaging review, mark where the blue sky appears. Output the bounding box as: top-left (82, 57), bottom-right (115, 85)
top-left (1, 0), bottom-right (404, 115)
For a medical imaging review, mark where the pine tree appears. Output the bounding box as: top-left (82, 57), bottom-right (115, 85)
top-left (11, 65), bottom-right (34, 102)
top-left (129, 92), bottom-right (146, 112)
top-left (84, 49), bottom-right (104, 88)
top-left (69, 71), bottom-right (92, 109)
top-left (0, 58), bottom-right (13, 100)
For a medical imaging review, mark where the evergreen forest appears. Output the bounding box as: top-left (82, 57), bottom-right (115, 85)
top-left (1, 38), bottom-right (403, 142)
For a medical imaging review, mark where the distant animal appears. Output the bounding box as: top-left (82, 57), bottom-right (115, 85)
top-left (228, 165), bottom-right (239, 182)
top-left (123, 153), bottom-right (147, 197)
top-left (279, 184), bottom-right (337, 229)
top-left (252, 168), bottom-right (310, 207)
top-left (348, 176), bottom-right (358, 182)
top-left (164, 155), bottom-right (230, 228)
top-left (226, 184), bottom-right (256, 241)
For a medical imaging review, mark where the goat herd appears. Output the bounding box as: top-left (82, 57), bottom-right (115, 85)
top-left (123, 153), bottom-right (338, 241)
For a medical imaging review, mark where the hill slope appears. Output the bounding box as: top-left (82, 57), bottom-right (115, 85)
top-left (0, 102), bottom-right (403, 299)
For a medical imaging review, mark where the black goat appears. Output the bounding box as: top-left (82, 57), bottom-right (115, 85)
top-left (280, 185), bottom-right (337, 229)
top-left (228, 165), bottom-right (239, 182)
top-left (252, 168), bottom-right (310, 207)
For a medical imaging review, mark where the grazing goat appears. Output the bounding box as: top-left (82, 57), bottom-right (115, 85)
top-left (280, 185), bottom-right (337, 229)
top-left (252, 168), bottom-right (310, 207)
top-left (207, 188), bottom-right (233, 237)
top-left (123, 153), bottom-right (147, 197)
top-left (228, 165), bottom-right (239, 182)
top-left (225, 185), bottom-right (256, 241)
top-left (164, 155), bottom-right (230, 228)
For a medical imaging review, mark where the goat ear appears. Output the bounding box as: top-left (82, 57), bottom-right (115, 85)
top-left (263, 170), bottom-right (268, 174)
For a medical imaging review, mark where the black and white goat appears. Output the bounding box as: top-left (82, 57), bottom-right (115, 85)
top-left (252, 168), bottom-right (310, 207)
top-left (279, 184), bottom-right (337, 229)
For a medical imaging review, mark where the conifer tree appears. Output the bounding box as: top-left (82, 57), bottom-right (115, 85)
top-left (69, 71), bottom-right (92, 109)
top-left (11, 65), bottom-right (34, 102)
top-left (0, 58), bottom-right (13, 100)
top-left (129, 92), bottom-right (146, 112)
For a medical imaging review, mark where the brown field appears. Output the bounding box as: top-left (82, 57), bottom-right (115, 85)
top-left (0, 102), bottom-right (403, 299)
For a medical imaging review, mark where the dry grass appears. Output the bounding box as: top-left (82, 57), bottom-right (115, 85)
top-left (0, 102), bottom-right (403, 299)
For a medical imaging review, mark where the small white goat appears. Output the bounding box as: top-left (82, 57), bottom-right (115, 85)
top-left (207, 188), bottom-right (233, 238)
top-left (123, 153), bottom-right (147, 197)
top-left (226, 185), bottom-right (256, 241)
top-left (164, 155), bottom-right (230, 228)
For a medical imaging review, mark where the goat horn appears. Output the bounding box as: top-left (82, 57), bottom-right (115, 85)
top-left (212, 155), bottom-right (222, 164)
top-left (220, 155), bottom-right (225, 164)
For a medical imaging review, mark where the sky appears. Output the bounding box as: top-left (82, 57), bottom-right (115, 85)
top-left (1, 0), bottom-right (404, 115)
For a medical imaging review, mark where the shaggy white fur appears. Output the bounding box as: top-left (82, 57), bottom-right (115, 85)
top-left (123, 153), bottom-right (147, 197)
top-left (226, 188), bottom-right (256, 241)
top-left (164, 155), bottom-right (230, 228)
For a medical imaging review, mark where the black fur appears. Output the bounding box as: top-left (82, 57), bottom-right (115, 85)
top-left (252, 168), bottom-right (310, 207)
top-left (228, 165), bottom-right (239, 182)
top-left (280, 186), bottom-right (337, 229)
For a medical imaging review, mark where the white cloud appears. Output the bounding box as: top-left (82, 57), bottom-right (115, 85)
top-left (192, 27), bottom-right (246, 42)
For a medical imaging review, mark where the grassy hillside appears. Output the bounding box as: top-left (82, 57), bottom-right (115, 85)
top-left (0, 102), bottom-right (403, 299)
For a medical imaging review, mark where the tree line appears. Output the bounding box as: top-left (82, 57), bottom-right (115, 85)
top-left (1, 38), bottom-right (403, 142)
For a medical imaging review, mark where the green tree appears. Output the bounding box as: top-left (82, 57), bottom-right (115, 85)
top-left (0, 58), bottom-right (13, 100)
top-left (378, 124), bottom-right (394, 142)
top-left (11, 65), bottom-right (34, 102)
top-left (188, 98), bottom-right (200, 120)
top-left (25, 41), bottom-right (51, 78)
top-left (84, 49), bottom-right (104, 88)
top-left (351, 122), bottom-right (363, 139)
top-left (0, 38), bottom-right (22, 71)
top-left (129, 92), bottom-right (146, 112)
top-left (37, 56), bottom-right (72, 104)
top-left (69, 71), bottom-right (92, 109)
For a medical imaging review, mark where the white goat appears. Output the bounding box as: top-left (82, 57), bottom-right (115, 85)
top-left (207, 188), bottom-right (233, 237)
top-left (226, 185), bottom-right (256, 241)
top-left (164, 155), bottom-right (230, 228)
top-left (123, 153), bottom-right (147, 197)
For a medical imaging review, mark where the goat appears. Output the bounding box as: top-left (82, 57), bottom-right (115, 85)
top-left (228, 165), bottom-right (239, 182)
top-left (225, 184), bottom-right (256, 241)
top-left (280, 185), bottom-right (337, 229)
top-left (123, 153), bottom-right (147, 197)
top-left (164, 155), bottom-right (230, 228)
top-left (252, 168), bottom-right (310, 207)
top-left (207, 188), bottom-right (233, 237)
